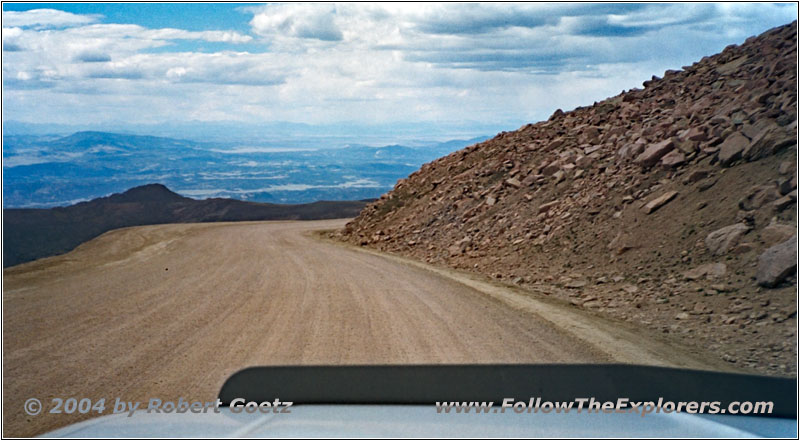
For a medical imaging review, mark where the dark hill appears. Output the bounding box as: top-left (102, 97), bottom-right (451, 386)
top-left (3, 184), bottom-right (369, 267)
top-left (102, 184), bottom-right (190, 204)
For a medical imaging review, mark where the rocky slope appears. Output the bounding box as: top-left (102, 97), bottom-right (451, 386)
top-left (338, 22), bottom-right (798, 376)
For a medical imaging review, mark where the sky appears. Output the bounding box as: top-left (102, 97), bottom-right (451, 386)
top-left (2, 2), bottom-right (797, 135)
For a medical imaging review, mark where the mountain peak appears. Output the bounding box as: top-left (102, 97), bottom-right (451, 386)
top-left (60, 131), bottom-right (121, 142)
top-left (110, 183), bottom-right (188, 203)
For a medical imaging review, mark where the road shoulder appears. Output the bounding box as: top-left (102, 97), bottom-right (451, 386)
top-left (313, 229), bottom-right (741, 374)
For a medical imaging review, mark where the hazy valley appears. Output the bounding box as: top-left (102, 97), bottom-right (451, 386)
top-left (3, 131), bottom-right (486, 208)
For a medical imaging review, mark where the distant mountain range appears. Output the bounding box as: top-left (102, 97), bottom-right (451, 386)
top-left (3, 119), bottom-right (506, 145)
top-left (3, 131), bottom-right (487, 208)
top-left (3, 183), bottom-right (370, 267)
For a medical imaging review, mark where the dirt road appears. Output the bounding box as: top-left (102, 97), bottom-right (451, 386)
top-left (3, 220), bottom-right (727, 436)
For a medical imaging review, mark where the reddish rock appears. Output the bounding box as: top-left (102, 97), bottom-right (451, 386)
top-left (660, 150), bottom-right (686, 168)
top-left (634, 139), bottom-right (675, 167)
top-left (717, 133), bottom-right (750, 166)
top-left (745, 124), bottom-right (796, 160)
top-left (756, 236), bottom-right (797, 287)
top-left (683, 263), bottom-right (727, 280)
top-left (779, 160), bottom-right (795, 175)
top-left (642, 191), bottom-right (678, 214)
top-left (618, 141), bottom-right (645, 160)
top-left (683, 169), bottom-right (710, 184)
top-left (538, 200), bottom-right (559, 213)
top-left (680, 127), bottom-right (708, 142)
top-left (705, 223), bottom-right (750, 256)
top-left (739, 185), bottom-right (781, 211)
top-left (542, 161), bottom-right (561, 176)
top-left (772, 191), bottom-right (797, 212)
top-left (761, 222), bottom-right (796, 246)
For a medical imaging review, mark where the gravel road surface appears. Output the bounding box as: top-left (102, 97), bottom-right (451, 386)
top-left (3, 220), bottom-right (726, 436)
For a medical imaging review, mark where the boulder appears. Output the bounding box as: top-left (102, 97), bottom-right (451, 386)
top-left (772, 192), bottom-right (797, 212)
top-left (642, 191), bottom-right (678, 214)
top-left (660, 150), bottom-right (686, 168)
top-left (744, 124), bottom-right (796, 161)
top-left (756, 236), bottom-right (797, 287)
top-left (576, 154), bottom-right (593, 168)
top-left (739, 185), bottom-right (781, 211)
top-left (565, 279), bottom-right (588, 289)
top-left (578, 126), bottom-right (601, 145)
top-left (717, 132), bottom-right (749, 166)
top-left (634, 139), bottom-right (676, 167)
top-left (705, 223), bottom-right (750, 256)
top-left (584, 145), bottom-right (603, 155)
top-left (779, 160), bottom-right (795, 175)
top-left (608, 232), bottom-right (636, 255)
top-left (683, 170), bottom-right (710, 184)
top-left (683, 263), bottom-right (727, 280)
top-left (675, 140), bottom-right (698, 154)
top-left (538, 200), bottom-right (559, 214)
top-left (618, 139), bottom-right (646, 160)
top-left (542, 160), bottom-right (561, 176)
top-left (521, 174), bottom-right (536, 187)
top-left (761, 222), bottom-right (796, 246)
top-left (687, 127), bottom-right (709, 142)
top-left (777, 176), bottom-right (796, 195)
top-left (546, 138), bottom-right (564, 150)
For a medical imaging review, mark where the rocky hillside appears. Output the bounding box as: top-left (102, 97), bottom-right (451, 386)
top-left (338, 22), bottom-right (798, 376)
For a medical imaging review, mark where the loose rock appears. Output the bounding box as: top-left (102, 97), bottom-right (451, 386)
top-left (756, 236), bottom-right (797, 287)
top-left (643, 191), bottom-right (678, 214)
top-left (705, 223), bottom-right (750, 256)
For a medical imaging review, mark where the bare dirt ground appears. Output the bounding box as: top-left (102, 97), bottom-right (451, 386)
top-left (4, 220), bottom-right (733, 436)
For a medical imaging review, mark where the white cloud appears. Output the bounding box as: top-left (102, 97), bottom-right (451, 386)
top-left (142, 28), bottom-right (252, 43)
top-left (2, 8), bottom-right (99, 28)
top-left (1, 4), bottom-right (797, 131)
top-left (250, 3), bottom-right (343, 41)
top-left (177, 178), bottom-right (382, 198)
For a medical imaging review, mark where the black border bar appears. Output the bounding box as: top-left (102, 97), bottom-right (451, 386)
top-left (218, 364), bottom-right (796, 419)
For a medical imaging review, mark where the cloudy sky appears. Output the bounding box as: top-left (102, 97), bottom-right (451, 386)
top-left (2, 3), bottom-right (797, 134)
